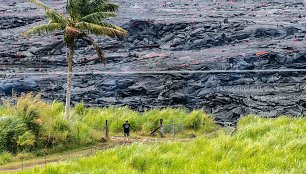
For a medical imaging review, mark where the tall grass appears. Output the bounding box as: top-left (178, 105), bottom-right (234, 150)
top-left (19, 116), bottom-right (306, 174)
top-left (0, 94), bottom-right (218, 163)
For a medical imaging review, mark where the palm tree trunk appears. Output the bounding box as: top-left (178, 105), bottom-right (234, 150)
top-left (64, 45), bottom-right (74, 119)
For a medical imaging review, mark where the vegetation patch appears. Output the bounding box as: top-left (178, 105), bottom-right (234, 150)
top-left (17, 116), bottom-right (305, 174)
top-left (0, 94), bottom-right (218, 164)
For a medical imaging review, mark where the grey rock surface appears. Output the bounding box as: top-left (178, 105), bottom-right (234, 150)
top-left (1, 0), bottom-right (306, 124)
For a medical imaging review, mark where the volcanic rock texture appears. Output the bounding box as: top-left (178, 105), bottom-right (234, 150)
top-left (1, 0), bottom-right (306, 123)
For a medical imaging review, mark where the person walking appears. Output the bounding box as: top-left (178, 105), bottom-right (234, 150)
top-left (123, 120), bottom-right (131, 143)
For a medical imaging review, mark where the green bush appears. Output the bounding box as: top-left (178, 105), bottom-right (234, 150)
top-left (0, 152), bottom-right (12, 165)
top-left (184, 110), bottom-right (203, 130)
top-left (73, 102), bottom-right (86, 118)
top-left (51, 117), bottom-right (71, 144)
top-left (17, 131), bottom-right (35, 151)
top-left (82, 108), bottom-right (105, 130)
top-left (71, 121), bottom-right (95, 144)
top-left (0, 105), bottom-right (7, 116)
top-left (0, 117), bottom-right (27, 153)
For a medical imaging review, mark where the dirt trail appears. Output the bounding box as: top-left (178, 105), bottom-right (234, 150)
top-left (0, 136), bottom-right (192, 173)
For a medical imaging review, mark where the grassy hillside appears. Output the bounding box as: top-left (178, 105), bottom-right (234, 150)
top-left (0, 94), bottom-right (218, 164)
top-left (18, 116), bottom-right (306, 174)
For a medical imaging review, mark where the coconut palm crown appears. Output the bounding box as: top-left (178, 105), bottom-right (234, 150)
top-left (23, 0), bottom-right (128, 119)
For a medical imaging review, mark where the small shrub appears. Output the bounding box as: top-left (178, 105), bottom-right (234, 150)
top-left (71, 121), bottom-right (93, 144)
top-left (82, 108), bottom-right (105, 130)
top-left (201, 114), bottom-right (219, 134)
top-left (17, 131), bottom-right (35, 151)
top-left (184, 110), bottom-right (203, 130)
top-left (0, 117), bottom-right (27, 153)
top-left (52, 117), bottom-right (70, 144)
top-left (0, 152), bottom-right (12, 165)
top-left (109, 117), bottom-right (125, 133)
top-left (73, 102), bottom-right (86, 117)
top-left (130, 155), bottom-right (151, 172)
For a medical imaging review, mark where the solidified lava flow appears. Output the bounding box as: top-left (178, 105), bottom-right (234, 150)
top-left (1, 0), bottom-right (306, 123)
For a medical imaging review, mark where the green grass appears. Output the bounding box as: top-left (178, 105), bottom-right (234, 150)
top-left (0, 94), bottom-right (218, 164)
top-left (17, 116), bottom-right (306, 174)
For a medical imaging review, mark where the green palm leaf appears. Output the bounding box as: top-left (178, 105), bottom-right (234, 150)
top-left (46, 9), bottom-right (69, 25)
top-left (28, 0), bottom-right (50, 10)
top-left (66, 0), bottom-right (83, 21)
top-left (95, 22), bottom-right (127, 32)
top-left (98, 3), bottom-right (119, 12)
top-left (86, 1), bottom-right (119, 14)
top-left (81, 12), bottom-right (117, 24)
top-left (75, 22), bottom-right (127, 37)
top-left (22, 23), bottom-right (63, 37)
top-left (28, 0), bottom-right (69, 25)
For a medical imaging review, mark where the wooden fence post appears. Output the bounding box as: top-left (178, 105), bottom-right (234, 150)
top-left (160, 119), bottom-right (164, 137)
top-left (172, 121), bottom-right (175, 138)
top-left (106, 120), bottom-right (109, 140)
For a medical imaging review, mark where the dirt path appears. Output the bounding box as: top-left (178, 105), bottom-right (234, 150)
top-left (0, 136), bottom-right (192, 173)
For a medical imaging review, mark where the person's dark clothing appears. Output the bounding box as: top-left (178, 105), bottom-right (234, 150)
top-left (123, 123), bottom-right (130, 133)
top-left (124, 132), bottom-right (130, 137)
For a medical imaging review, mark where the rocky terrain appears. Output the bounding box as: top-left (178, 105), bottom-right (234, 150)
top-left (1, 0), bottom-right (306, 124)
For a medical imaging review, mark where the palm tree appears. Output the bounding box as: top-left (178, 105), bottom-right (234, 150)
top-left (23, 0), bottom-right (128, 119)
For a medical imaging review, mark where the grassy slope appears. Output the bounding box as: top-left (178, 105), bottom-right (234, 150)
top-left (0, 94), bottom-right (219, 165)
top-left (18, 116), bottom-right (305, 174)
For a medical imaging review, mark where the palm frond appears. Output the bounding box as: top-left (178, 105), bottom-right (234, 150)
top-left (66, 0), bottom-right (83, 21)
top-left (75, 22), bottom-right (127, 37)
top-left (93, 3), bottom-right (119, 12)
top-left (28, 0), bottom-right (68, 25)
top-left (86, 0), bottom-right (119, 14)
top-left (27, 0), bottom-right (50, 10)
top-left (46, 9), bottom-right (69, 25)
top-left (66, 0), bottom-right (119, 21)
top-left (22, 23), bottom-right (63, 37)
top-left (80, 34), bottom-right (106, 63)
top-left (95, 22), bottom-right (127, 32)
top-left (81, 12), bottom-right (117, 23)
